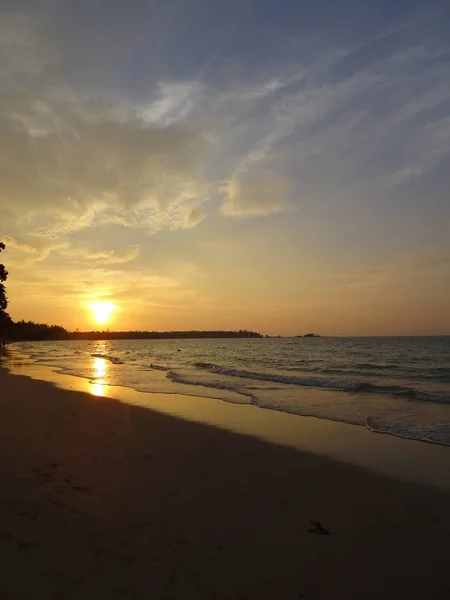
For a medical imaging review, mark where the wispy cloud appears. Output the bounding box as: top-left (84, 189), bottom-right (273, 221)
top-left (2, 236), bottom-right (67, 263)
top-left (85, 246), bottom-right (141, 265)
top-left (221, 170), bottom-right (293, 217)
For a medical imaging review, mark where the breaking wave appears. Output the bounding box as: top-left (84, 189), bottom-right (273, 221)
top-left (192, 362), bottom-right (450, 404)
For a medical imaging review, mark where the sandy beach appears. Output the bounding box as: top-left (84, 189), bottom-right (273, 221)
top-left (1, 365), bottom-right (450, 600)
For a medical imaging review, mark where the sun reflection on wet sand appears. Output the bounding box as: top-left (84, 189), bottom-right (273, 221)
top-left (90, 382), bottom-right (107, 397)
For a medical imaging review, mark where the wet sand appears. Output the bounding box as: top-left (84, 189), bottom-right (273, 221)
top-left (1, 365), bottom-right (450, 599)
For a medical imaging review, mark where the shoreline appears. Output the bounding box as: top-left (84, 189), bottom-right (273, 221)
top-left (1, 364), bottom-right (450, 598)
top-left (8, 339), bottom-right (450, 449)
top-left (4, 354), bottom-right (450, 492)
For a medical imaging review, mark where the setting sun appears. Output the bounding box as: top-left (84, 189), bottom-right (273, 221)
top-left (89, 301), bottom-right (116, 325)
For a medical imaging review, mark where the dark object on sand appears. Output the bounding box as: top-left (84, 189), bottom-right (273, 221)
top-left (308, 520), bottom-right (331, 535)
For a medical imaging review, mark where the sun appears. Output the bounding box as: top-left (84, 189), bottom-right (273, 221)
top-left (89, 301), bottom-right (116, 325)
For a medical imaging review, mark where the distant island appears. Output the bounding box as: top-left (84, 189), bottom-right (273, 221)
top-left (1, 321), bottom-right (263, 342)
top-left (296, 333), bottom-right (321, 338)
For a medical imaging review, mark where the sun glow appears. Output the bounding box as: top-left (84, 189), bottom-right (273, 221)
top-left (89, 301), bottom-right (116, 325)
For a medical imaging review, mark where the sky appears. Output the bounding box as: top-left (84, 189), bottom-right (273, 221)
top-left (0, 0), bottom-right (449, 336)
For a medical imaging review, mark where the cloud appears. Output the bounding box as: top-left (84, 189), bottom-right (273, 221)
top-left (221, 170), bottom-right (293, 217)
top-left (1, 236), bottom-right (67, 263)
top-left (0, 5), bottom-right (214, 244)
top-left (212, 31), bottom-right (450, 219)
top-left (2, 2), bottom-right (449, 242)
top-left (2, 236), bottom-right (38, 255)
top-left (0, 95), bottom-right (209, 236)
top-left (140, 81), bottom-right (206, 126)
top-left (85, 246), bottom-right (140, 265)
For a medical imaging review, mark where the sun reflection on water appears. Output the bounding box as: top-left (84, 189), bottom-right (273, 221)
top-left (94, 356), bottom-right (107, 378)
top-left (90, 356), bottom-right (108, 397)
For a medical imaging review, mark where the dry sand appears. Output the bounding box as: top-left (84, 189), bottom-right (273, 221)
top-left (1, 365), bottom-right (450, 599)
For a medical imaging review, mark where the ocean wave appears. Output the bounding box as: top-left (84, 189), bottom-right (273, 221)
top-left (355, 362), bottom-right (399, 370)
top-left (192, 362), bottom-right (450, 404)
top-left (410, 374), bottom-right (450, 383)
top-left (316, 367), bottom-right (395, 377)
top-left (172, 370), bottom-right (450, 445)
top-left (167, 370), bottom-right (253, 401)
top-left (91, 353), bottom-right (124, 365)
top-left (366, 418), bottom-right (450, 446)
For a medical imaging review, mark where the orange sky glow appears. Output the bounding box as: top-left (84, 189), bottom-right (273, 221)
top-left (1, 2), bottom-right (449, 336)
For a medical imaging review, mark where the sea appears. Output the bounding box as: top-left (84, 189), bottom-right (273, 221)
top-left (11, 336), bottom-right (450, 446)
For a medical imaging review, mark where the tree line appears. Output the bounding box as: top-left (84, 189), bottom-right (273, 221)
top-left (70, 330), bottom-right (262, 340)
top-left (3, 321), bottom-right (262, 342)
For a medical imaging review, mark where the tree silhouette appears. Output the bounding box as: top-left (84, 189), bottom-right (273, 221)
top-left (0, 242), bottom-right (11, 326)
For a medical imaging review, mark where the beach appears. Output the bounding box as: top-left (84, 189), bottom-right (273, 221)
top-left (1, 365), bottom-right (450, 599)
top-left (11, 337), bottom-right (450, 446)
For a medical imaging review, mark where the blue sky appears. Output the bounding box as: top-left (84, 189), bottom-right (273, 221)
top-left (1, 0), bottom-right (449, 334)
